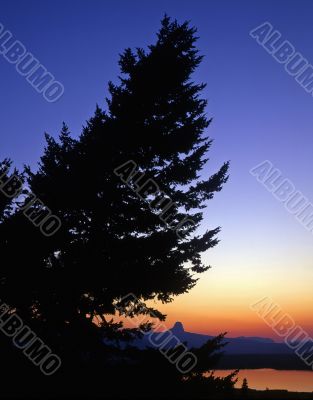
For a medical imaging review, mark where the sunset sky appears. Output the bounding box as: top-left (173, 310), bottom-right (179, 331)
top-left (1, 0), bottom-right (313, 340)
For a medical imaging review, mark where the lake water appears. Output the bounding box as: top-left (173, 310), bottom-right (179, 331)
top-left (215, 369), bottom-right (313, 392)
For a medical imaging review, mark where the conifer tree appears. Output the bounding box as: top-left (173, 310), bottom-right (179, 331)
top-left (241, 377), bottom-right (249, 395)
top-left (0, 17), bottom-right (229, 356)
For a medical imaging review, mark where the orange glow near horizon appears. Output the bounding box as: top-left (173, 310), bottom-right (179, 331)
top-left (136, 251), bottom-right (313, 340)
top-left (113, 265), bottom-right (313, 341)
top-left (109, 213), bottom-right (313, 340)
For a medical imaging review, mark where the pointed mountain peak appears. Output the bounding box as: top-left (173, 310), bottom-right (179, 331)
top-left (171, 321), bottom-right (185, 333)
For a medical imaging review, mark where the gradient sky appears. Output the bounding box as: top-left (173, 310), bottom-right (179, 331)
top-left (1, 0), bottom-right (313, 340)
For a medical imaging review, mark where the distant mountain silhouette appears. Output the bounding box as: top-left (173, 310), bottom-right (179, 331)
top-left (132, 322), bottom-right (293, 355)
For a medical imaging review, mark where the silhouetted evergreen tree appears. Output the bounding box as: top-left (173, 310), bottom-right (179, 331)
top-left (25, 15), bottom-right (228, 337)
top-left (0, 17), bottom-right (231, 397)
top-left (241, 377), bottom-right (249, 395)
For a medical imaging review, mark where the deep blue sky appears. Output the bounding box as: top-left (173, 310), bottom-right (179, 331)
top-left (1, 0), bottom-right (313, 336)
